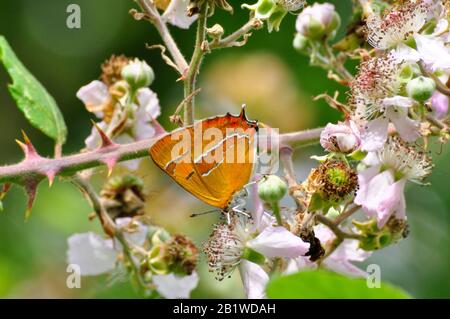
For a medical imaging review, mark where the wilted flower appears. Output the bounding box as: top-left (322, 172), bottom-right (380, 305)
top-left (320, 121), bottom-right (361, 153)
top-left (243, 0), bottom-right (306, 32)
top-left (295, 2), bottom-right (341, 39)
top-left (365, 0), bottom-right (434, 50)
top-left (355, 137), bottom-right (433, 228)
top-left (288, 225), bottom-right (371, 277)
top-left (353, 217), bottom-right (409, 251)
top-left (350, 54), bottom-right (419, 151)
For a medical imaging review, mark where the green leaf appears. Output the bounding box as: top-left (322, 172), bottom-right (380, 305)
top-left (0, 36), bottom-right (67, 144)
top-left (266, 270), bottom-right (411, 299)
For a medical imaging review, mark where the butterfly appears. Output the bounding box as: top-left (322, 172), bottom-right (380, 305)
top-left (149, 107), bottom-right (258, 211)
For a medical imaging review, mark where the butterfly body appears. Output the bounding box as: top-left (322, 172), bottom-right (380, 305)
top-left (150, 108), bottom-right (258, 209)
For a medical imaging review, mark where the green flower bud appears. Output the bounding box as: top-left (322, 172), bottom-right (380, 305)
top-left (406, 76), bottom-right (436, 102)
top-left (293, 33), bottom-right (309, 53)
top-left (121, 58), bottom-right (154, 90)
top-left (258, 175), bottom-right (287, 203)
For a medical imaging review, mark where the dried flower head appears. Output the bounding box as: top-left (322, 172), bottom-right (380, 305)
top-left (100, 175), bottom-right (146, 219)
top-left (101, 55), bottom-right (130, 86)
top-left (365, 0), bottom-right (433, 49)
top-left (165, 234), bottom-right (199, 275)
top-left (303, 159), bottom-right (358, 203)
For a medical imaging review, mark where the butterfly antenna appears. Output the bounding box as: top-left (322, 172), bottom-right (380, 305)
top-left (190, 209), bottom-right (221, 218)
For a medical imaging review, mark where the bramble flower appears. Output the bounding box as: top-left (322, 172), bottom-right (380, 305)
top-left (350, 54), bottom-right (419, 151)
top-left (77, 65), bottom-right (162, 170)
top-left (355, 137), bottom-right (433, 228)
top-left (205, 214), bottom-right (309, 298)
top-left (67, 218), bottom-right (199, 299)
top-left (295, 2), bottom-right (341, 39)
top-left (320, 121), bottom-right (361, 154)
top-left (365, 0), bottom-right (434, 50)
top-left (162, 0), bottom-right (198, 29)
top-left (67, 218), bottom-right (148, 276)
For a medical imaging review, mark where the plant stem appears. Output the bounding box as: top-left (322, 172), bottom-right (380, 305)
top-left (272, 201), bottom-right (283, 226)
top-left (137, 0), bottom-right (188, 73)
top-left (184, 2), bottom-right (208, 125)
top-left (334, 204), bottom-right (361, 225)
top-left (209, 19), bottom-right (263, 49)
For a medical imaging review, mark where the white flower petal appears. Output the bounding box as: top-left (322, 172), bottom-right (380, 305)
top-left (239, 260), bottom-right (269, 299)
top-left (357, 170), bottom-right (395, 218)
top-left (247, 226), bottom-right (309, 258)
top-left (136, 88), bottom-right (161, 120)
top-left (76, 80), bottom-right (109, 106)
top-left (361, 117), bottom-right (389, 151)
top-left (391, 43), bottom-right (421, 64)
top-left (67, 232), bottom-right (117, 276)
top-left (415, 34), bottom-right (450, 72)
top-left (377, 179), bottom-right (407, 228)
top-left (162, 0), bottom-right (197, 29)
top-left (381, 96), bottom-right (415, 108)
top-left (387, 107), bottom-right (420, 142)
top-left (115, 218), bottom-right (148, 246)
top-left (153, 272), bottom-right (199, 299)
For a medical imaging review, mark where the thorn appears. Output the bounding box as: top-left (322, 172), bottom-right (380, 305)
top-left (91, 120), bottom-right (115, 148)
top-left (0, 183), bottom-right (11, 200)
top-left (101, 156), bottom-right (118, 177)
top-left (24, 179), bottom-right (40, 222)
top-left (16, 131), bottom-right (41, 160)
top-left (46, 170), bottom-right (57, 187)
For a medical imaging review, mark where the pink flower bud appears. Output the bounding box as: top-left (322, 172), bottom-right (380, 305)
top-left (320, 121), bottom-right (361, 153)
top-left (431, 91), bottom-right (449, 119)
top-left (295, 3), bottom-right (340, 39)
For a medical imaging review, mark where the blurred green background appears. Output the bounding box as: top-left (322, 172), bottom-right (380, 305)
top-left (0, 0), bottom-right (448, 298)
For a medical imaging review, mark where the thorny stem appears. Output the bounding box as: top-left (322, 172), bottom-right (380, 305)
top-left (136, 0), bottom-right (188, 74)
top-left (184, 2), bottom-right (208, 125)
top-left (0, 129), bottom-right (324, 184)
top-left (322, 42), bottom-right (353, 85)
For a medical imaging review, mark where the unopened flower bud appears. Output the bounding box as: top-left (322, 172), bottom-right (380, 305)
top-left (293, 33), bottom-right (309, 53)
top-left (295, 3), bottom-right (340, 39)
top-left (406, 76), bottom-right (436, 102)
top-left (258, 175), bottom-right (287, 203)
top-left (122, 59), bottom-right (154, 90)
top-left (320, 121), bottom-right (361, 154)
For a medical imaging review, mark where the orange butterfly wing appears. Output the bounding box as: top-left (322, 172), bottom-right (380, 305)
top-left (149, 109), bottom-right (258, 209)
